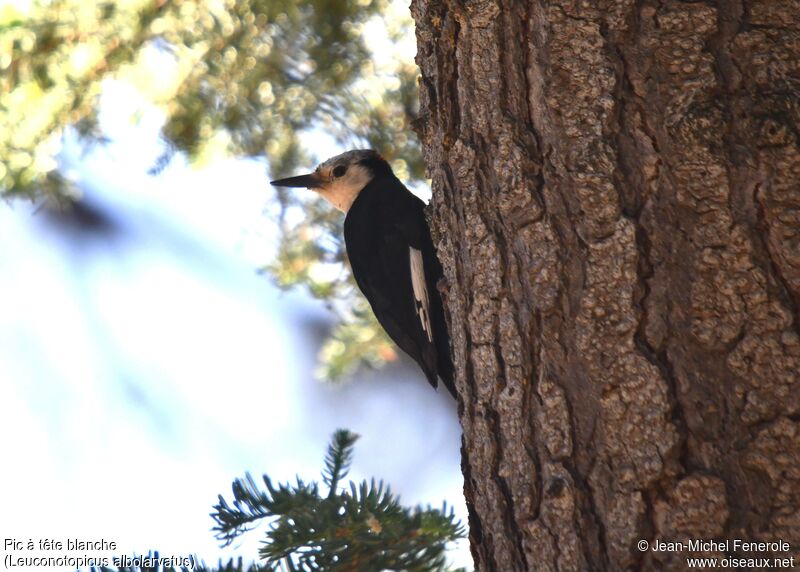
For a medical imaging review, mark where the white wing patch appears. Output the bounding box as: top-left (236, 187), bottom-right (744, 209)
top-left (410, 246), bottom-right (433, 343)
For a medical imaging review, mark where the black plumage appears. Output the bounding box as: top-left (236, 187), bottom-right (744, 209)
top-left (271, 150), bottom-right (455, 397)
top-left (345, 158), bottom-right (455, 396)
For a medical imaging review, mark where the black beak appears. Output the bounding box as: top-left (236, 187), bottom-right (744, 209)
top-left (270, 172), bottom-right (323, 188)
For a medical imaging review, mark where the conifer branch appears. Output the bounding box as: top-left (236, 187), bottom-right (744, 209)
top-left (212, 429), bottom-right (465, 571)
top-left (323, 429), bottom-right (359, 498)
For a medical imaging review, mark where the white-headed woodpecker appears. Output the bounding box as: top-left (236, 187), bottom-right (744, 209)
top-left (271, 150), bottom-right (455, 397)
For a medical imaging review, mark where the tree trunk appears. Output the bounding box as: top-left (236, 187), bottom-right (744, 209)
top-left (410, 0), bottom-right (800, 570)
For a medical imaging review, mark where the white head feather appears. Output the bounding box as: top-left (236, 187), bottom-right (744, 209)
top-left (313, 150), bottom-right (378, 213)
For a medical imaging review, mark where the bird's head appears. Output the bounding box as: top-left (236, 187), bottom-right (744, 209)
top-left (270, 149), bottom-right (391, 213)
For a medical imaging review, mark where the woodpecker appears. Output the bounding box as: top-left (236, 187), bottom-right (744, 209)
top-left (271, 149), bottom-right (455, 397)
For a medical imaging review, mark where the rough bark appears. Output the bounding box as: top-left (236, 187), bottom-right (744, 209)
top-left (410, 0), bottom-right (800, 570)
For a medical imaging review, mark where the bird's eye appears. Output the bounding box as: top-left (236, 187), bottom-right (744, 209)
top-left (332, 165), bottom-right (347, 178)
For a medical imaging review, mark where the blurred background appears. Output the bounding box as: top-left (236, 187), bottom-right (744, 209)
top-left (0, 0), bottom-right (467, 567)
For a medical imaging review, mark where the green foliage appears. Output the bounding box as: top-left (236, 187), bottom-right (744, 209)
top-left (1, 0), bottom-right (428, 382)
top-left (317, 298), bottom-right (397, 381)
top-left (212, 429), bottom-right (465, 571)
top-left (1, 0), bottom-right (422, 193)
